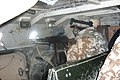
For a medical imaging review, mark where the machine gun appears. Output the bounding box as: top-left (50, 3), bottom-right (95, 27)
top-left (35, 36), bottom-right (68, 43)
top-left (34, 36), bottom-right (69, 66)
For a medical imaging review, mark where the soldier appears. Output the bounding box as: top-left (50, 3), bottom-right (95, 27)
top-left (66, 19), bottom-right (108, 63)
top-left (97, 36), bottom-right (120, 80)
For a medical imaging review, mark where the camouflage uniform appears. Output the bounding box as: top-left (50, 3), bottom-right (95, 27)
top-left (97, 36), bottom-right (120, 80)
top-left (66, 27), bottom-right (108, 62)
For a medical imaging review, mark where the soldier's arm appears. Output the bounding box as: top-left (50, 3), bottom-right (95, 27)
top-left (97, 42), bottom-right (120, 80)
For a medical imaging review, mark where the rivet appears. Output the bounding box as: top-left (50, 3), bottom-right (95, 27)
top-left (67, 69), bottom-right (69, 71)
top-left (69, 72), bottom-right (71, 76)
top-left (66, 74), bottom-right (68, 77)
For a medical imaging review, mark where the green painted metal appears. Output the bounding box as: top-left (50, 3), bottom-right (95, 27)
top-left (48, 52), bottom-right (108, 80)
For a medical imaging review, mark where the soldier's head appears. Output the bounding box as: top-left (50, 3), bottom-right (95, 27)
top-left (69, 18), bottom-right (93, 37)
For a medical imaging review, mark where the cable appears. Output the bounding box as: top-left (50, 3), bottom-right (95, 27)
top-left (0, 55), bottom-right (14, 71)
top-left (35, 45), bottom-right (54, 67)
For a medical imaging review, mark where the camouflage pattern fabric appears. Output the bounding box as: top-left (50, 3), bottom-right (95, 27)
top-left (97, 36), bottom-right (120, 80)
top-left (66, 27), bottom-right (108, 62)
